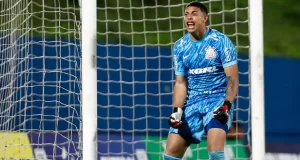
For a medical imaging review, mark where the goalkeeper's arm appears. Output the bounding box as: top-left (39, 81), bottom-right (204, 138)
top-left (213, 64), bottom-right (239, 124)
top-left (173, 76), bottom-right (187, 108)
top-left (224, 64), bottom-right (239, 103)
top-left (168, 75), bottom-right (187, 128)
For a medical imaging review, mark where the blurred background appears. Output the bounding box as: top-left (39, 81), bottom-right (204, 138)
top-left (0, 0), bottom-right (300, 159)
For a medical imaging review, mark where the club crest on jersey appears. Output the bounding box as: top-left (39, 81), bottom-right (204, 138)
top-left (205, 46), bottom-right (216, 60)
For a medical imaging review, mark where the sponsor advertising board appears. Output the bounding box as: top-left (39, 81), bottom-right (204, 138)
top-left (28, 133), bottom-right (148, 160)
top-left (28, 132), bottom-right (80, 160)
top-left (98, 134), bottom-right (148, 160)
top-left (144, 136), bottom-right (249, 160)
top-left (0, 132), bottom-right (34, 160)
top-left (5, 132), bottom-right (300, 160)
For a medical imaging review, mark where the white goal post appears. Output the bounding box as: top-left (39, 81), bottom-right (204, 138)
top-left (249, 0), bottom-right (265, 160)
top-left (81, 0), bottom-right (97, 159)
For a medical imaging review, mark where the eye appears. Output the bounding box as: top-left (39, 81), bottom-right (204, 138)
top-left (192, 12), bottom-right (198, 16)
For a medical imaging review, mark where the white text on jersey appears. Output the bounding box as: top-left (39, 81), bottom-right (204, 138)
top-left (189, 66), bottom-right (218, 75)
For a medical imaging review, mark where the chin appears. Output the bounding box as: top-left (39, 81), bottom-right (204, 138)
top-left (186, 28), bottom-right (197, 33)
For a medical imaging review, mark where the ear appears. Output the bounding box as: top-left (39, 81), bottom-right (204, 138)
top-left (203, 15), bottom-right (208, 23)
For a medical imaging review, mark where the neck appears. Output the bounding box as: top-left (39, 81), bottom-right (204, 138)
top-left (190, 27), bottom-right (207, 41)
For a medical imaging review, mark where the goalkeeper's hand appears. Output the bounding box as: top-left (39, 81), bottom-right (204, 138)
top-left (168, 107), bottom-right (183, 128)
top-left (213, 100), bottom-right (232, 124)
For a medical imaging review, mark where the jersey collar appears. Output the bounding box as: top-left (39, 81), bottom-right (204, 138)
top-left (190, 27), bottom-right (211, 43)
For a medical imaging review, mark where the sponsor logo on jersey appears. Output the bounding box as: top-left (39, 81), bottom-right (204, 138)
top-left (224, 47), bottom-right (231, 62)
top-left (183, 55), bottom-right (189, 60)
top-left (178, 39), bottom-right (186, 46)
top-left (207, 33), bottom-right (219, 41)
top-left (173, 55), bottom-right (179, 69)
top-left (205, 46), bottom-right (216, 60)
top-left (189, 66), bottom-right (218, 74)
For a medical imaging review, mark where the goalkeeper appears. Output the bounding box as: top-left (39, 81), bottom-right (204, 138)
top-left (164, 1), bottom-right (239, 160)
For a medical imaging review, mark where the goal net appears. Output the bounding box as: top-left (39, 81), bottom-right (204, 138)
top-left (98, 0), bottom-right (250, 160)
top-left (0, 0), bottom-right (251, 159)
top-left (0, 0), bottom-right (82, 159)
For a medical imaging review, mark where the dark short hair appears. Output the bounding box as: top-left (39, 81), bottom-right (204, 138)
top-left (186, 1), bottom-right (208, 15)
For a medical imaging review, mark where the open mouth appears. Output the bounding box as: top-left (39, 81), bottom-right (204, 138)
top-left (187, 22), bottom-right (195, 29)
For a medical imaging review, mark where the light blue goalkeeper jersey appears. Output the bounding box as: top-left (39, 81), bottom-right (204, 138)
top-left (173, 27), bottom-right (237, 110)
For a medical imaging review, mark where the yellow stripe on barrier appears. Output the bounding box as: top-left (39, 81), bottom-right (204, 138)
top-left (0, 132), bottom-right (34, 159)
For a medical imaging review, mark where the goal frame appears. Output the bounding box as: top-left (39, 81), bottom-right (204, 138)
top-left (80, 0), bottom-right (265, 159)
top-left (249, 0), bottom-right (265, 160)
top-left (81, 0), bottom-right (97, 159)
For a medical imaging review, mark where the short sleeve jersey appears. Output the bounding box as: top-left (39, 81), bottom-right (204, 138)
top-left (173, 27), bottom-right (237, 103)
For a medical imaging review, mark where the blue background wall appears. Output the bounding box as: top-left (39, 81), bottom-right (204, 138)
top-left (264, 57), bottom-right (300, 142)
top-left (14, 38), bottom-right (300, 143)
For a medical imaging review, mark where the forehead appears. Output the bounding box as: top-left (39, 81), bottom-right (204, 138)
top-left (185, 6), bottom-right (201, 13)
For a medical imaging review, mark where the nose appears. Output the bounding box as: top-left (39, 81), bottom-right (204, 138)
top-left (185, 14), bottom-right (192, 20)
